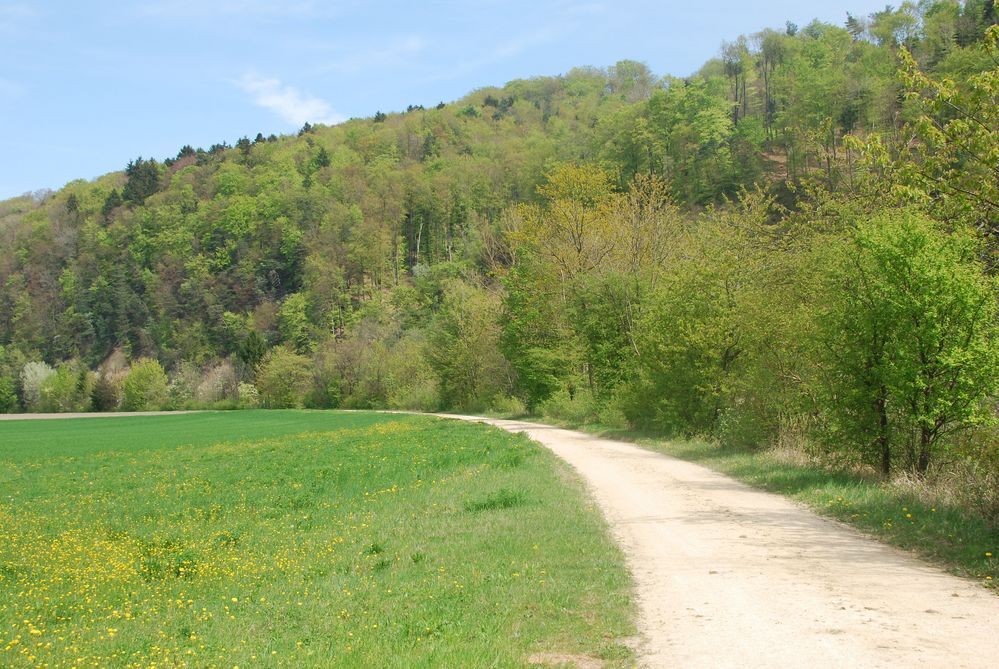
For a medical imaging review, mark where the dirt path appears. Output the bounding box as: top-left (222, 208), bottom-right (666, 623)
top-left (0, 411), bottom-right (198, 420)
top-left (443, 415), bottom-right (998, 668)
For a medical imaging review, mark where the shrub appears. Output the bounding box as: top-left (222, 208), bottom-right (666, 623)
top-left (0, 375), bottom-right (17, 412)
top-left (540, 387), bottom-right (600, 425)
top-left (122, 359), bottom-right (170, 411)
top-left (195, 361), bottom-right (238, 404)
top-left (489, 395), bottom-right (528, 417)
top-left (20, 361), bottom-right (55, 412)
top-left (167, 361), bottom-right (201, 409)
top-left (256, 347), bottom-right (311, 408)
top-left (38, 362), bottom-right (94, 413)
top-left (237, 382), bottom-right (260, 409)
top-left (385, 333), bottom-right (438, 411)
top-left (92, 372), bottom-right (125, 411)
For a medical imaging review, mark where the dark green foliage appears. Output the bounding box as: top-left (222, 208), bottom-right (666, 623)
top-left (90, 374), bottom-right (120, 411)
top-left (122, 157), bottom-right (160, 204)
top-left (238, 329), bottom-right (267, 369)
top-left (101, 189), bottom-right (122, 219)
top-left (0, 375), bottom-right (16, 412)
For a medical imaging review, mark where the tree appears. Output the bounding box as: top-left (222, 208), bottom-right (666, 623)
top-left (38, 362), bottom-right (94, 413)
top-left (513, 163), bottom-right (618, 282)
top-left (850, 26), bottom-right (999, 263)
top-left (238, 329), bottom-right (267, 369)
top-left (0, 375), bottom-right (15, 412)
top-left (102, 189), bottom-right (123, 219)
top-left (630, 194), bottom-right (775, 433)
top-left (313, 147), bottom-right (331, 169)
top-left (278, 292), bottom-right (313, 353)
top-left (819, 211), bottom-right (998, 475)
top-left (122, 157), bottom-right (160, 204)
top-left (20, 361), bottom-right (55, 411)
top-left (256, 347), bottom-right (312, 408)
top-left (122, 359), bottom-right (170, 411)
top-left (428, 280), bottom-right (512, 411)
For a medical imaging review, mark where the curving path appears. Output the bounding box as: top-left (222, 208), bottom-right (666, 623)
top-left (441, 415), bottom-right (999, 668)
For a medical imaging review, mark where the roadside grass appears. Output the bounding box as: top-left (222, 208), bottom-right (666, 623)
top-left (0, 411), bottom-right (635, 668)
top-left (538, 418), bottom-right (998, 592)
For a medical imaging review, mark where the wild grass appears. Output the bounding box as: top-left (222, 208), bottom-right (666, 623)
top-left (0, 411), bottom-right (635, 668)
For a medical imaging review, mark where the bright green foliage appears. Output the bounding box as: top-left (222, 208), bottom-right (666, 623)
top-left (0, 345), bottom-right (25, 411)
top-left (630, 195), bottom-right (776, 433)
top-left (501, 264), bottom-right (576, 409)
top-left (37, 362), bottom-right (94, 413)
top-left (648, 77), bottom-right (736, 204)
top-left (278, 292), bottom-right (313, 353)
top-left (819, 212), bottom-right (999, 474)
top-left (0, 375), bottom-right (16, 412)
top-left (853, 26), bottom-right (999, 263)
top-left (121, 359), bottom-right (170, 411)
top-left (255, 346), bottom-right (312, 408)
top-left (427, 280), bottom-right (511, 411)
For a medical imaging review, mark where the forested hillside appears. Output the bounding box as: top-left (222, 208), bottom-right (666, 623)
top-left (1, 3), bottom-right (997, 491)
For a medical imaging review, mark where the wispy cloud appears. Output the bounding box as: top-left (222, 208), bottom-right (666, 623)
top-left (558, 2), bottom-right (606, 17)
top-left (303, 35), bottom-right (427, 77)
top-left (417, 26), bottom-right (564, 84)
top-left (236, 73), bottom-right (344, 127)
top-left (0, 2), bottom-right (39, 31)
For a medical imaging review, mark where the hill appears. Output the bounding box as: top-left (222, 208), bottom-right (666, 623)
top-left (0, 3), bottom-right (997, 493)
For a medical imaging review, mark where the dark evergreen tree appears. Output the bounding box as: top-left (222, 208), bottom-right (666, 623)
top-left (122, 157), bottom-right (160, 204)
top-left (101, 189), bottom-right (123, 219)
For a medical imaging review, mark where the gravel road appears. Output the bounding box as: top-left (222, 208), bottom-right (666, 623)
top-left (443, 416), bottom-right (998, 669)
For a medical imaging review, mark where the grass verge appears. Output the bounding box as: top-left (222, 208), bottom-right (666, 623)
top-left (537, 417), bottom-right (998, 592)
top-left (0, 411), bottom-right (635, 668)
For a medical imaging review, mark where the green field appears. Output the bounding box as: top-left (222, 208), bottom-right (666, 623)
top-left (0, 411), bottom-right (634, 668)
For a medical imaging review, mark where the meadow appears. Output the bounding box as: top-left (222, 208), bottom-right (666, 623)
top-left (0, 411), bottom-right (635, 668)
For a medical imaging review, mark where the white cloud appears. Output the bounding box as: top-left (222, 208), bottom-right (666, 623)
top-left (237, 73), bottom-right (344, 127)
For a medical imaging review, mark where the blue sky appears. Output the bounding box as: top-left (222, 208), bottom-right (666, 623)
top-left (1, 1), bottom-right (894, 200)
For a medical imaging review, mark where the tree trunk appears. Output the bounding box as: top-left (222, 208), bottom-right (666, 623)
top-left (876, 389), bottom-right (890, 477)
top-left (916, 426), bottom-right (932, 476)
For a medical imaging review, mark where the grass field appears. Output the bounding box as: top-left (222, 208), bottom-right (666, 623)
top-left (0, 411), bottom-right (635, 668)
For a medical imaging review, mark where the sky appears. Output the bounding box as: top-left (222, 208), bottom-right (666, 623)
top-left (1, 1), bottom-right (896, 200)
